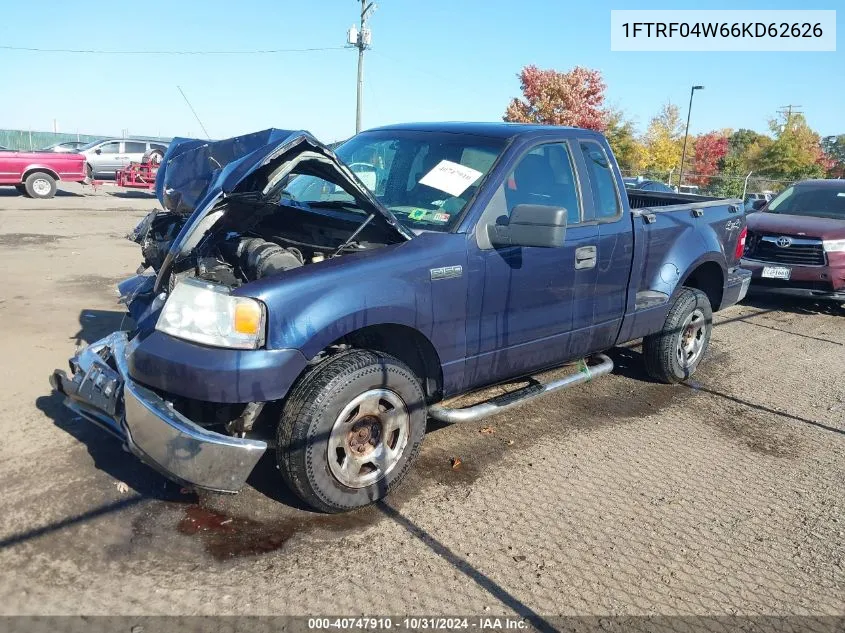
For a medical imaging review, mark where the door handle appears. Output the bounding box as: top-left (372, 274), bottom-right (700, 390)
top-left (575, 245), bottom-right (597, 270)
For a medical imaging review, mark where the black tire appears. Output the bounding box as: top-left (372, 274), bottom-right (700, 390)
top-left (86, 163), bottom-right (93, 180)
top-left (14, 184), bottom-right (28, 196)
top-left (277, 349), bottom-right (426, 513)
top-left (643, 287), bottom-right (713, 384)
top-left (23, 172), bottom-right (57, 199)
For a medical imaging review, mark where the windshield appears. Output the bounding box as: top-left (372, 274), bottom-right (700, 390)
top-left (283, 130), bottom-right (505, 232)
top-left (767, 184), bottom-right (845, 220)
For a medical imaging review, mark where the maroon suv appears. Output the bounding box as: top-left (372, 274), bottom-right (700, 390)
top-left (742, 179), bottom-right (845, 302)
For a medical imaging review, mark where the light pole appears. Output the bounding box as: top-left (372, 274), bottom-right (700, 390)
top-left (677, 85), bottom-right (703, 191)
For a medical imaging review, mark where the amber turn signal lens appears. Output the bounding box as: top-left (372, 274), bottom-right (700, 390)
top-left (233, 301), bottom-right (262, 335)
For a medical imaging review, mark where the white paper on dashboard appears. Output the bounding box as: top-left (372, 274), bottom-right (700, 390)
top-left (418, 160), bottom-right (483, 197)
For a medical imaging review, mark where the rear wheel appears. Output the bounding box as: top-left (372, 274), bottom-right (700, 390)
top-left (24, 172), bottom-right (57, 199)
top-left (643, 287), bottom-right (712, 384)
top-left (277, 349), bottom-right (426, 513)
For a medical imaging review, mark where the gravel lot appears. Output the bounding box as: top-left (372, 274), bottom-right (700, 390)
top-left (0, 182), bottom-right (843, 622)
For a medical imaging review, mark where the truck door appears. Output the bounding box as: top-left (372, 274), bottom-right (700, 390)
top-left (464, 140), bottom-right (599, 388)
top-left (573, 138), bottom-right (632, 352)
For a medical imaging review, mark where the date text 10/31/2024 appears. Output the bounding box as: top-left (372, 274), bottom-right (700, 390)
top-left (307, 617), bottom-right (529, 630)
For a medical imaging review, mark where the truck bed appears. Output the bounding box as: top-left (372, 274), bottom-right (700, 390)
top-left (627, 190), bottom-right (721, 209)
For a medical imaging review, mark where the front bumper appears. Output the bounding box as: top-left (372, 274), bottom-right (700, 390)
top-left (50, 332), bottom-right (267, 493)
top-left (740, 258), bottom-right (845, 302)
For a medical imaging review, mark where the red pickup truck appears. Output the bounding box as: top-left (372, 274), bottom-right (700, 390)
top-left (0, 148), bottom-right (88, 199)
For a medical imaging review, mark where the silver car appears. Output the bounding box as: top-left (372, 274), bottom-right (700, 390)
top-left (76, 138), bottom-right (169, 178)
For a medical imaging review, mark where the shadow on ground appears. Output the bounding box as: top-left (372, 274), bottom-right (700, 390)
top-left (36, 390), bottom-right (190, 502)
top-left (743, 292), bottom-right (845, 317)
top-left (108, 191), bottom-right (157, 199)
top-left (605, 344), bottom-right (660, 383)
top-left (71, 308), bottom-right (130, 346)
top-left (0, 188), bottom-right (84, 198)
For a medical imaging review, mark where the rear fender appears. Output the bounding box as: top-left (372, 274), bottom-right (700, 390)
top-left (22, 165), bottom-right (61, 181)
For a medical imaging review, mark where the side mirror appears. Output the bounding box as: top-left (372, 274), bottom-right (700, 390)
top-left (751, 199), bottom-right (767, 211)
top-left (94, 148), bottom-right (102, 155)
top-left (488, 204), bottom-right (568, 248)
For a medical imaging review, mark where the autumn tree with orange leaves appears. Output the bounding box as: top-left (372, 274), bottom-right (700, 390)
top-left (504, 65), bottom-right (608, 131)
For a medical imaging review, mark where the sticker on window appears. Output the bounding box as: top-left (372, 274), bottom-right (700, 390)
top-left (433, 212), bottom-right (450, 223)
top-left (419, 160), bottom-right (483, 197)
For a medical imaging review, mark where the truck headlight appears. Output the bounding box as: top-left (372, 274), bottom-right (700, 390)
top-left (823, 239), bottom-right (845, 253)
top-left (156, 278), bottom-right (265, 349)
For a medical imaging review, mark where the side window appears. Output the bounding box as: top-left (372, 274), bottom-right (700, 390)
top-left (124, 141), bottom-right (146, 153)
top-left (503, 142), bottom-right (581, 225)
top-left (578, 141), bottom-right (621, 220)
top-left (98, 142), bottom-right (120, 154)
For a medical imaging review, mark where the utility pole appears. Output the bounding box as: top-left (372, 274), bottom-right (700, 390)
top-left (777, 105), bottom-right (803, 127)
top-left (678, 85), bottom-right (703, 191)
top-left (348, 0), bottom-right (375, 134)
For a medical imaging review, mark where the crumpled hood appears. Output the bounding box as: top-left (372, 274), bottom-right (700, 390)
top-left (155, 128), bottom-right (411, 237)
top-left (151, 129), bottom-right (412, 291)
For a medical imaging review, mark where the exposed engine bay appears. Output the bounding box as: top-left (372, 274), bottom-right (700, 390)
top-left (130, 195), bottom-right (397, 289)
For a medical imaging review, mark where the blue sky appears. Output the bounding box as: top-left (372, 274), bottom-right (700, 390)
top-left (0, 0), bottom-right (841, 142)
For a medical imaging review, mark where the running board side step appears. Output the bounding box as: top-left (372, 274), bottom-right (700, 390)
top-left (428, 354), bottom-right (614, 424)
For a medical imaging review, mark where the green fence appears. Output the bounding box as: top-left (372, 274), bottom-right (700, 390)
top-left (0, 129), bottom-right (171, 151)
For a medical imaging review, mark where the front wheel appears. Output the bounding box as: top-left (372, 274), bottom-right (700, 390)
top-left (643, 287), bottom-right (713, 384)
top-left (277, 349), bottom-right (426, 513)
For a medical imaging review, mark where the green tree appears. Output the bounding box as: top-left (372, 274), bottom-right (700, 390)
top-left (644, 103), bottom-right (683, 173)
top-left (709, 153), bottom-right (746, 198)
top-left (726, 128), bottom-right (773, 173)
top-left (604, 108), bottom-right (647, 173)
top-left (758, 113), bottom-right (826, 180)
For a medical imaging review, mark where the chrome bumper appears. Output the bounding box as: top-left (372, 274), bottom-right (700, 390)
top-left (50, 332), bottom-right (267, 493)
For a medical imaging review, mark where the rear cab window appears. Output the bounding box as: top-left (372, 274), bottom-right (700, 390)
top-left (577, 140), bottom-right (621, 221)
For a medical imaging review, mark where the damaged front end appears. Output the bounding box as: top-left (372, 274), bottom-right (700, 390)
top-left (50, 332), bottom-right (266, 492)
top-left (51, 128), bottom-right (402, 493)
top-left (121, 128), bottom-right (411, 331)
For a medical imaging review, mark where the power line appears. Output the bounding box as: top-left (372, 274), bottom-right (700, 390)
top-left (0, 44), bottom-right (346, 55)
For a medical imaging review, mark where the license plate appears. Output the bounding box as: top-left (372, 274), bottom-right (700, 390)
top-left (761, 266), bottom-right (791, 280)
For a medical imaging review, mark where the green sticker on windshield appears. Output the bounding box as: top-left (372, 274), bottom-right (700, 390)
top-left (408, 209), bottom-right (427, 220)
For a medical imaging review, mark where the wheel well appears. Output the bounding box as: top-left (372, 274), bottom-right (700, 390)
top-left (682, 262), bottom-right (723, 311)
top-left (334, 324), bottom-right (443, 401)
top-left (23, 167), bottom-right (59, 182)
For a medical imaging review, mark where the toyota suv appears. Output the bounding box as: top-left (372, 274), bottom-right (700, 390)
top-left (742, 179), bottom-right (845, 302)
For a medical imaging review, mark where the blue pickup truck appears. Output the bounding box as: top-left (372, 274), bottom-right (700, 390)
top-left (51, 123), bottom-right (751, 512)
